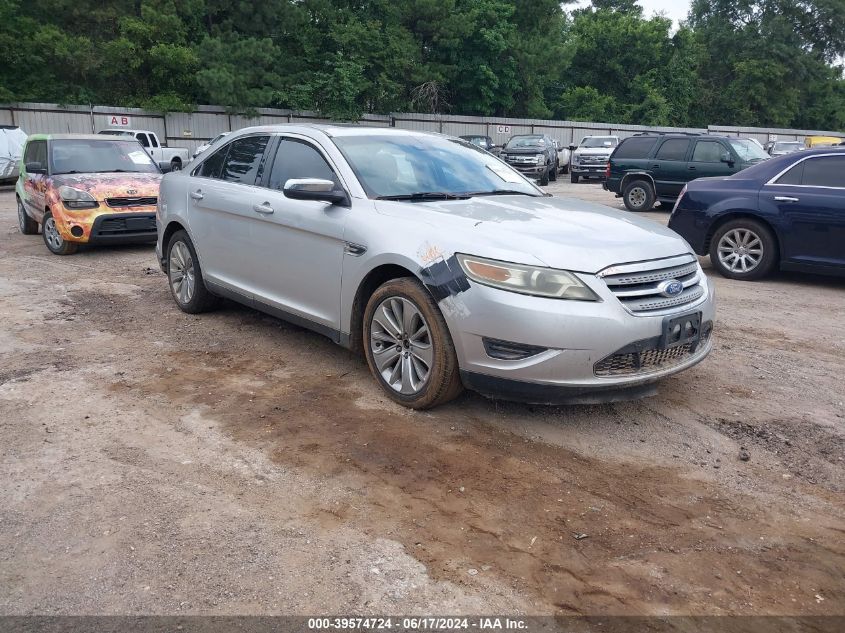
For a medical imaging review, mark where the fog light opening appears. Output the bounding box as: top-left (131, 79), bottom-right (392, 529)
top-left (70, 225), bottom-right (84, 238)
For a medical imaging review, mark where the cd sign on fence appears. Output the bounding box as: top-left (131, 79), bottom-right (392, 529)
top-left (497, 125), bottom-right (511, 134)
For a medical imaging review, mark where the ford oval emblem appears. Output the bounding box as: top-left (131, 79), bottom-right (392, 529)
top-left (658, 279), bottom-right (684, 297)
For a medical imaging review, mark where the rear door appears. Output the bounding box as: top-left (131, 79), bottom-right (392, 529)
top-left (762, 154), bottom-right (845, 267)
top-left (246, 135), bottom-right (350, 332)
top-left (650, 138), bottom-right (691, 198)
top-left (688, 139), bottom-right (736, 180)
top-left (22, 140), bottom-right (48, 221)
top-left (186, 134), bottom-right (271, 296)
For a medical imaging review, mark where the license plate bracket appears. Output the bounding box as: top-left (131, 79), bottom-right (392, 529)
top-left (660, 312), bottom-right (702, 350)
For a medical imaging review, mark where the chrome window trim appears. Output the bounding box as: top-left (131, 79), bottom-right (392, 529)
top-left (764, 152), bottom-right (845, 189)
top-left (189, 132), bottom-right (270, 181)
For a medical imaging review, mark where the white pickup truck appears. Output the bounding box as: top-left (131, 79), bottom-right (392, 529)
top-left (98, 129), bottom-right (191, 172)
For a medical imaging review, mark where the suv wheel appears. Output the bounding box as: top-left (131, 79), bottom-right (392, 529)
top-left (42, 212), bottom-right (78, 255)
top-left (539, 166), bottom-right (550, 186)
top-left (570, 173), bottom-right (579, 184)
top-left (549, 161), bottom-right (558, 182)
top-left (623, 179), bottom-right (655, 212)
top-left (166, 230), bottom-right (219, 313)
top-left (363, 277), bottom-right (463, 409)
top-left (709, 219), bottom-right (777, 281)
top-left (17, 198), bottom-right (38, 235)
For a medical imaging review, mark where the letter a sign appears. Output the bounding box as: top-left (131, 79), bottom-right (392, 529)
top-left (109, 115), bottom-right (131, 127)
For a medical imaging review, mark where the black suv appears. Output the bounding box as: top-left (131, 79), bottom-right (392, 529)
top-left (500, 134), bottom-right (559, 186)
top-left (605, 133), bottom-right (770, 211)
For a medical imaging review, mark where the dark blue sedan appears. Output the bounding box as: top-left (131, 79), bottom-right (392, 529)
top-left (668, 148), bottom-right (845, 280)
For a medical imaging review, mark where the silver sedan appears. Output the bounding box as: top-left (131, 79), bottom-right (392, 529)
top-left (156, 125), bottom-right (715, 409)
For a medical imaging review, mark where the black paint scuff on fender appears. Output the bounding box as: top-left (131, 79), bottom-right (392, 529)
top-left (420, 254), bottom-right (470, 302)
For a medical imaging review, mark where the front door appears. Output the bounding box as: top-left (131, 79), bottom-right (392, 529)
top-left (22, 139), bottom-right (48, 222)
top-left (247, 136), bottom-right (350, 332)
top-left (688, 139), bottom-right (736, 180)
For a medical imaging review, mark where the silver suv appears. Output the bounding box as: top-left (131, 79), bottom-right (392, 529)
top-left (156, 125), bottom-right (715, 409)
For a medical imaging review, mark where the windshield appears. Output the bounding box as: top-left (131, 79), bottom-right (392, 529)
top-left (730, 139), bottom-right (770, 161)
top-left (50, 139), bottom-right (159, 175)
top-left (332, 134), bottom-right (541, 199)
top-left (773, 142), bottom-right (802, 152)
top-left (580, 137), bottom-right (617, 148)
top-left (504, 136), bottom-right (545, 149)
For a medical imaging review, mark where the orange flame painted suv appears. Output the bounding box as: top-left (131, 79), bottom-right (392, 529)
top-left (15, 134), bottom-right (163, 255)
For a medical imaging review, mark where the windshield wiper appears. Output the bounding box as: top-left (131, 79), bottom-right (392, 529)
top-left (100, 169), bottom-right (130, 173)
top-left (467, 190), bottom-right (540, 197)
top-left (376, 192), bottom-right (471, 201)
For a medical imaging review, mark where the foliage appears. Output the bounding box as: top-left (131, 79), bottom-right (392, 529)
top-left (0, 0), bottom-right (842, 129)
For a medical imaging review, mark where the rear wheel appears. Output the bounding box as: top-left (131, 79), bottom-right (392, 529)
top-left (166, 230), bottom-right (219, 313)
top-left (363, 277), bottom-right (463, 409)
top-left (623, 179), bottom-right (656, 212)
top-left (17, 198), bottom-right (38, 235)
top-left (170, 158), bottom-right (182, 172)
top-left (42, 212), bottom-right (78, 255)
top-left (571, 173), bottom-right (579, 184)
top-left (709, 219), bottom-right (777, 281)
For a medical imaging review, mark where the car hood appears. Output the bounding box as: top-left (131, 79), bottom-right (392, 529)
top-left (376, 195), bottom-right (692, 274)
top-left (51, 172), bottom-right (163, 201)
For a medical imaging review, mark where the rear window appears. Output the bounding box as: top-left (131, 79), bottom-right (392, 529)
top-left (613, 137), bottom-right (658, 159)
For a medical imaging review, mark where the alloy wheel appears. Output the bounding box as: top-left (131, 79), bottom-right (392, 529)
top-left (169, 241), bottom-right (196, 305)
top-left (717, 228), bottom-right (763, 273)
top-left (43, 217), bottom-right (63, 251)
top-left (369, 297), bottom-right (433, 395)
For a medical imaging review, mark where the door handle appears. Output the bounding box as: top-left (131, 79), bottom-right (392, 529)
top-left (652, 164), bottom-right (660, 169)
top-left (688, 166), bottom-right (696, 170)
top-left (253, 202), bottom-right (274, 214)
top-left (774, 196), bottom-right (799, 203)
top-left (190, 191), bottom-right (204, 201)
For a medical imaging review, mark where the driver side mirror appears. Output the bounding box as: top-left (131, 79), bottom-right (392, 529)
top-left (720, 152), bottom-right (734, 165)
top-left (25, 161), bottom-right (46, 174)
top-left (568, 144), bottom-right (577, 151)
top-left (283, 178), bottom-right (349, 206)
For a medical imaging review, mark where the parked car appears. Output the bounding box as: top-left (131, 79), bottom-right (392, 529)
top-left (15, 134), bottom-right (162, 255)
top-left (192, 132), bottom-right (230, 159)
top-left (554, 140), bottom-right (571, 174)
top-left (156, 125), bottom-right (715, 409)
top-left (98, 129), bottom-right (191, 172)
top-left (499, 134), bottom-right (558, 185)
top-left (768, 141), bottom-right (804, 156)
top-left (668, 148), bottom-right (845, 280)
top-left (805, 135), bottom-right (843, 149)
top-left (605, 133), bottom-right (770, 212)
top-left (569, 135), bottom-right (619, 183)
top-left (0, 125), bottom-right (28, 184)
top-left (458, 135), bottom-right (501, 156)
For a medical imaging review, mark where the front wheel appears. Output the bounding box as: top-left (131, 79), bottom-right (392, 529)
top-left (709, 219), bottom-right (777, 281)
top-left (570, 173), bottom-right (579, 184)
top-left (363, 278), bottom-right (463, 409)
top-left (549, 161), bottom-right (558, 181)
top-left (17, 198), bottom-right (38, 235)
top-left (42, 212), bottom-right (78, 255)
top-left (166, 230), bottom-right (219, 313)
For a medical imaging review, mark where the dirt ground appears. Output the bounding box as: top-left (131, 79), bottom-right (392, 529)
top-left (0, 180), bottom-right (843, 617)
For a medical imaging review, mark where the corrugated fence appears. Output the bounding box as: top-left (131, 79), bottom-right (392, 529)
top-left (1, 102), bottom-right (842, 154)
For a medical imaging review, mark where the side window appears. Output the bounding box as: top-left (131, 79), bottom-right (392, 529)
top-left (692, 141), bottom-right (726, 163)
top-left (196, 144), bottom-right (229, 179)
top-left (614, 137), bottom-right (658, 159)
top-left (801, 156), bottom-right (845, 188)
top-left (655, 139), bottom-right (690, 161)
top-left (135, 133), bottom-right (150, 148)
top-left (23, 141), bottom-right (39, 164)
top-left (776, 162), bottom-right (804, 185)
top-left (268, 139), bottom-right (338, 191)
top-left (149, 134), bottom-right (159, 148)
top-left (25, 140), bottom-right (47, 168)
top-left (220, 135), bottom-right (270, 185)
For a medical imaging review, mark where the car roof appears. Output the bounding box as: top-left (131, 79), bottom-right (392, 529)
top-left (221, 124), bottom-right (460, 141)
top-left (27, 133), bottom-right (129, 142)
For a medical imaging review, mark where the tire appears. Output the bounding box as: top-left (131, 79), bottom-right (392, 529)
top-left (17, 197), bottom-right (38, 235)
top-left (570, 174), bottom-right (579, 184)
top-left (42, 211), bottom-right (78, 255)
top-left (709, 218), bottom-right (778, 281)
top-left (562, 162), bottom-right (569, 175)
top-left (363, 277), bottom-right (463, 409)
top-left (623, 179), bottom-right (656, 212)
top-left (549, 161), bottom-right (557, 181)
top-left (539, 166), bottom-right (550, 186)
top-left (166, 230), bottom-right (219, 313)
top-left (170, 158), bottom-right (182, 172)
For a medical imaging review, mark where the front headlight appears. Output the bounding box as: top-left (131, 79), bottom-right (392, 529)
top-left (535, 154), bottom-right (545, 164)
top-left (59, 186), bottom-right (98, 209)
top-left (457, 254), bottom-right (600, 301)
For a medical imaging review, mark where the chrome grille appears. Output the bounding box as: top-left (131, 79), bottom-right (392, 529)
top-left (599, 255), bottom-right (704, 314)
top-left (595, 344), bottom-right (694, 377)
